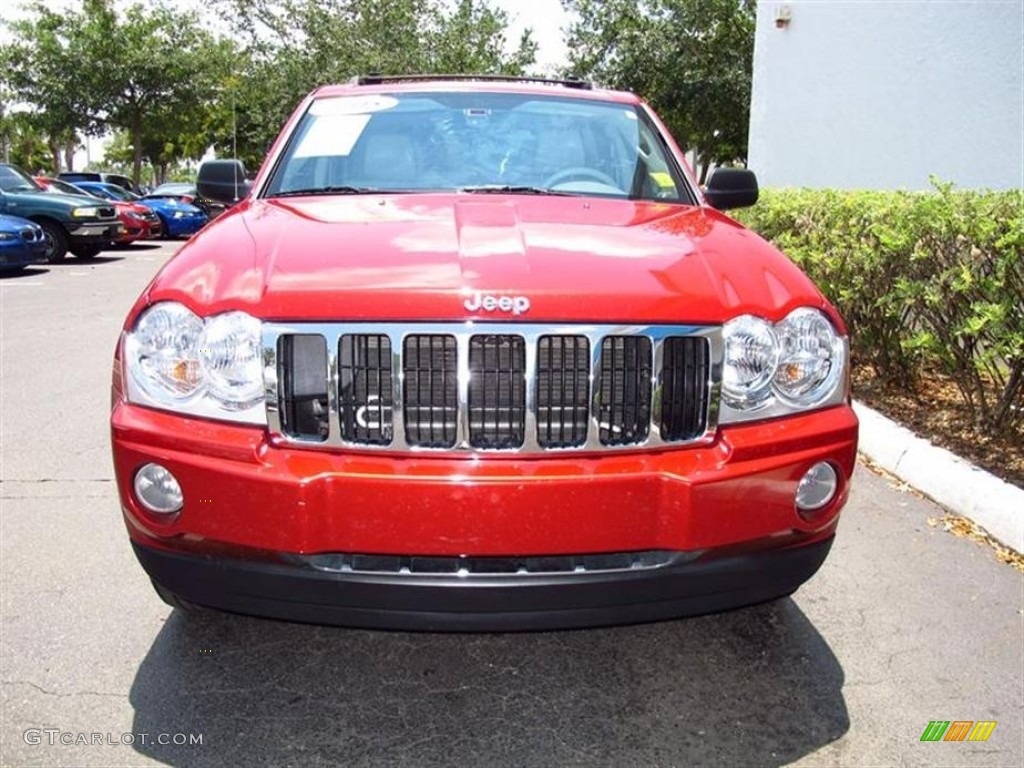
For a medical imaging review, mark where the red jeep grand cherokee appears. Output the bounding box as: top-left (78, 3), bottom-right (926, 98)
top-left (110, 75), bottom-right (858, 631)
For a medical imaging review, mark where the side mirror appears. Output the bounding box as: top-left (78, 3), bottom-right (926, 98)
top-left (704, 168), bottom-right (759, 211)
top-left (197, 159), bottom-right (251, 204)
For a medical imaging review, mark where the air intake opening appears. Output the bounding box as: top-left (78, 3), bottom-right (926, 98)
top-left (597, 336), bottom-right (652, 445)
top-left (537, 335), bottom-right (590, 448)
top-left (468, 334), bottom-right (526, 449)
top-left (660, 336), bottom-right (710, 441)
top-left (339, 334), bottom-right (393, 444)
top-left (279, 334), bottom-right (329, 440)
top-left (403, 334), bottom-right (458, 448)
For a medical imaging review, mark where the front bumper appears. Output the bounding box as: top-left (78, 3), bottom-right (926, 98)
top-left (0, 240), bottom-right (47, 268)
top-left (113, 401), bottom-right (857, 627)
top-left (163, 214), bottom-right (206, 237)
top-left (134, 535), bottom-right (834, 631)
top-left (67, 220), bottom-right (120, 243)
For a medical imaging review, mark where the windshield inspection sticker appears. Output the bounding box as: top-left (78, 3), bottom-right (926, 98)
top-left (309, 95), bottom-right (399, 116)
top-left (293, 114), bottom-right (371, 158)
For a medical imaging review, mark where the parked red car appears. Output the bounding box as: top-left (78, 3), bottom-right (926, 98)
top-left (111, 76), bottom-right (858, 631)
top-left (36, 176), bottom-right (161, 243)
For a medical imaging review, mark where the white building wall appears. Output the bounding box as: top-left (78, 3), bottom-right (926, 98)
top-left (748, 1), bottom-right (1024, 190)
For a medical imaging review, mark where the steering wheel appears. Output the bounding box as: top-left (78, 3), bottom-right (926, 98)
top-left (542, 167), bottom-right (621, 190)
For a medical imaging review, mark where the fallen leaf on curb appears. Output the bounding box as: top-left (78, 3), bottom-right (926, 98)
top-left (859, 454), bottom-right (927, 500)
top-left (928, 513), bottom-right (1024, 572)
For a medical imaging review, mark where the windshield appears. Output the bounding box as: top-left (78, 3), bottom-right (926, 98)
top-left (46, 178), bottom-right (92, 196)
top-left (151, 184), bottom-right (191, 195)
top-left (264, 91), bottom-right (694, 203)
top-left (100, 185), bottom-right (137, 202)
top-left (0, 164), bottom-right (43, 193)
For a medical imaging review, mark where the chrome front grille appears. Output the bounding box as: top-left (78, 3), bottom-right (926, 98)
top-left (263, 322), bottom-right (722, 454)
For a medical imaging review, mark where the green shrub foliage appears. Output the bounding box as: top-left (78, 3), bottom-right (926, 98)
top-left (736, 182), bottom-right (1023, 437)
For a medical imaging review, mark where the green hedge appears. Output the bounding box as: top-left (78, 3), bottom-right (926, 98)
top-left (734, 182), bottom-right (1023, 437)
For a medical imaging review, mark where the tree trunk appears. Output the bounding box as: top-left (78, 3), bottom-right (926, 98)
top-left (50, 143), bottom-right (61, 174)
top-left (132, 115), bottom-right (144, 187)
top-left (159, 161), bottom-right (169, 185)
top-left (63, 141), bottom-right (75, 172)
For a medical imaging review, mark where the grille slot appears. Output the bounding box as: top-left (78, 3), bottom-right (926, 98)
top-left (660, 336), bottom-right (710, 441)
top-left (537, 335), bottom-right (590, 448)
top-left (339, 334), bottom-right (393, 444)
top-left (279, 334), bottom-right (329, 440)
top-left (468, 335), bottom-right (526, 449)
top-left (403, 334), bottom-right (458, 448)
top-left (597, 336), bottom-right (652, 446)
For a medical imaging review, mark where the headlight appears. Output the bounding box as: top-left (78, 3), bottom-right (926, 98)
top-left (124, 210), bottom-right (143, 220)
top-left (0, 232), bottom-right (15, 241)
top-left (722, 315), bottom-right (778, 408)
top-left (172, 211), bottom-right (187, 218)
top-left (198, 312), bottom-right (263, 409)
top-left (124, 302), bottom-right (265, 424)
top-left (720, 307), bottom-right (847, 423)
top-left (773, 308), bottom-right (845, 406)
top-left (71, 206), bottom-right (100, 217)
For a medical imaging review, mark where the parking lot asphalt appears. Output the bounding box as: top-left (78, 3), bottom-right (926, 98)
top-left (1, 242), bottom-right (1022, 767)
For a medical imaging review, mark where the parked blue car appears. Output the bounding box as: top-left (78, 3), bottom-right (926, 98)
top-left (73, 181), bottom-right (208, 238)
top-left (0, 213), bottom-right (47, 271)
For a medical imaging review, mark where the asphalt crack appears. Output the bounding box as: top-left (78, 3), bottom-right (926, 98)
top-left (3, 679), bottom-right (128, 699)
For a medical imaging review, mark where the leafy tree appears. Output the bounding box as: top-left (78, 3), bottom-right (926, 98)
top-left (212, 0), bottom-right (537, 166)
top-left (74, 0), bottom-right (235, 184)
top-left (0, 110), bottom-right (51, 172)
top-left (0, 1), bottom-right (99, 172)
top-left (2, 0), bottom-right (236, 183)
top-left (563, 0), bottom-right (756, 182)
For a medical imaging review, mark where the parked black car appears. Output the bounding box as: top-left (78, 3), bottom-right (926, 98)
top-left (57, 171), bottom-right (144, 196)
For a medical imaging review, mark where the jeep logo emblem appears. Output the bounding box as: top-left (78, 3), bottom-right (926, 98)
top-left (463, 291), bottom-right (530, 315)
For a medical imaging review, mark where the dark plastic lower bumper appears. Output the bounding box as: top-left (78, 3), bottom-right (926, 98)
top-left (135, 536), bottom-right (834, 632)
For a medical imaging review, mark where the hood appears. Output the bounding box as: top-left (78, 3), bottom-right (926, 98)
top-left (144, 194), bottom-right (834, 326)
top-left (12, 189), bottom-right (107, 208)
top-left (117, 202), bottom-right (152, 215)
top-left (0, 213), bottom-right (38, 229)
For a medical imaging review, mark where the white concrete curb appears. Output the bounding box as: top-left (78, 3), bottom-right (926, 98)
top-left (854, 401), bottom-right (1024, 554)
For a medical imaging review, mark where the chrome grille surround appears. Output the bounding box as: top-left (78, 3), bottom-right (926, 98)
top-left (262, 322), bottom-right (723, 455)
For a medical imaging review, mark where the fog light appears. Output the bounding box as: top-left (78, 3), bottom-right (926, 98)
top-left (795, 462), bottom-right (838, 513)
top-left (133, 463), bottom-right (183, 514)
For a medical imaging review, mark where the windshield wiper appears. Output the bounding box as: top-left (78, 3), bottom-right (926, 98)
top-left (459, 185), bottom-right (578, 196)
top-left (274, 185), bottom-right (391, 197)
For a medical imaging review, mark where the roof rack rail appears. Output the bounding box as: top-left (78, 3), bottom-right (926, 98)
top-left (352, 74), bottom-right (593, 90)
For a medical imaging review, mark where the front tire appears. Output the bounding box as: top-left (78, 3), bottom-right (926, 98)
top-left (38, 220), bottom-right (69, 263)
top-left (70, 244), bottom-right (103, 259)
